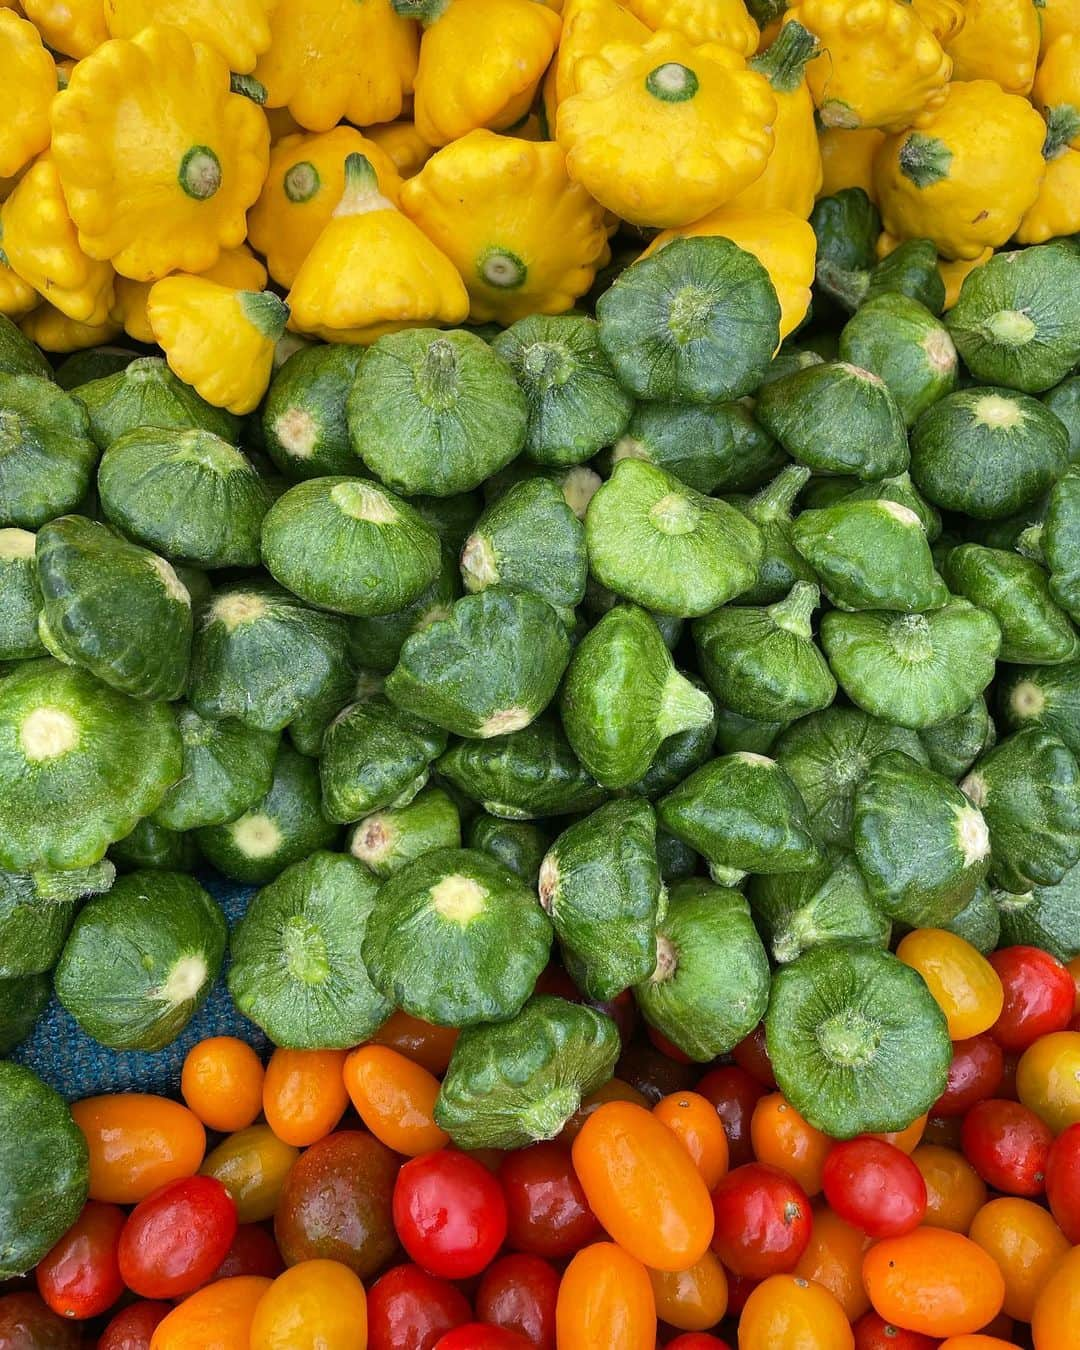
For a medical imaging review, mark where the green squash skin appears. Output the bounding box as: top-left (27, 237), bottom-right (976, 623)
top-left (656, 830), bottom-right (699, 881)
top-left (1044, 376), bottom-right (1080, 464)
top-left (0, 660), bottom-right (181, 871)
top-left (54, 871), bottom-right (226, 1051)
top-left (628, 675), bottom-right (718, 799)
top-left (940, 882), bottom-right (1000, 955)
top-left (55, 346), bottom-right (135, 390)
top-left (810, 188), bottom-right (882, 313)
top-left (918, 697), bottom-right (995, 780)
top-left (840, 471), bottom-right (942, 542)
top-left (0, 1063), bottom-right (89, 1279)
top-left (349, 549), bottom-right (460, 675)
top-left (288, 666), bottom-right (376, 760)
top-left (261, 476), bottom-right (442, 618)
top-left (993, 866), bottom-right (1080, 961)
top-left (348, 329), bottom-right (528, 497)
top-left (1043, 465), bottom-right (1080, 622)
top-left (748, 851), bottom-right (891, 964)
top-left (0, 861), bottom-right (114, 977)
top-left (196, 744), bottom-right (339, 884)
top-left (853, 750), bottom-right (991, 928)
top-left (435, 995), bottom-right (620, 1149)
top-left (109, 819), bottom-right (200, 873)
top-left (865, 239), bottom-right (946, 314)
top-left (634, 880), bottom-right (771, 1062)
top-left (151, 705), bottom-right (279, 832)
top-left (0, 527), bottom-right (44, 659)
top-left (732, 464), bottom-right (817, 606)
top-left (760, 346), bottom-right (826, 388)
top-left (714, 706), bottom-right (786, 756)
top-left (189, 581), bottom-right (352, 733)
top-left (491, 315), bottom-right (634, 467)
top-left (319, 695), bottom-right (447, 823)
top-left (765, 944), bottom-right (952, 1138)
top-left (910, 388), bottom-right (1069, 521)
top-left (586, 459), bottom-right (764, 618)
top-left (773, 706), bottom-right (928, 848)
top-left (0, 313), bottom-right (53, 381)
top-left (998, 661), bottom-right (1080, 756)
top-left (262, 343), bottom-right (364, 480)
top-left (347, 786), bottom-right (461, 878)
top-left (946, 244), bottom-right (1080, 394)
top-left (386, 588), bottom-right (571, 740)
top-left (0, 972), bottom-right (50, 1053)
top-left (612, 401), bottom-right (785, 496)
top-left (597, 236), bottom-right (781, 403)
top-left (657, 752), bottom-right (823, 875)
top-left (838, 294), bottom-right (958, 426)
top-left (0, 374), bottom-right (99, 529)
top-left (74, 356), bottom-right (240, 449)
top-left (962, 728), bottom-right (1080, 893)
top-left (821, 601), bottom-right (1001, 729)
top-left (944, 544), bottom-right (1079, 665)
top-left (799, 475), bottom-right (860, 510)
top-left (410, 492), bottom-right (484, 555)
top-left (580, 579), bottom-right (684, 650)
top-left (362, 846), bottom-right (553, 1027)
top-left (539, 798), bottom-right (664, 1001)
top-left (35, 516), bottom-right (192, 702)
top-left (468, 815), bottom-right (549, 885)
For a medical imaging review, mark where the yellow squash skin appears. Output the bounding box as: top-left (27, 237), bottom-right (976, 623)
top-left (0, 11), bottom-right (56, 179)
top-left (1015, 146), bottom-right (1080, 242)
top-left (104, 0), bottom-right (275, 74)
top-left (556, 30), bottom-right (777, 227)
top-left (22, 0), bottom-right (107, 58)
top-left (248, 127), bottom-right (404, 289)
top-left (910, 0), bottom-right (967, 40)
top-left (401, 130), bottom-right (610, 324)
top-left (938, 248), bottom-right (992, 309)
top-left (1037, 0), bottom-right (1080, 52)
top-left (51, 25), bottom-right (270, 283)
top-left (1032, 34), bottom-right (1080, 151)
top-left (817, 127), bottom-right (886, 200)
top-left (555, 0), bottom-right (650, 106)
top-left (147, 278), bottom-right (288, 415)
top-left (873, 79), bottom-right (1047, 259)
top-left (787, 0), bottom-right (951, 132)
top-left (21, 304), bottom-right (122, 351)
top-left (287, 152), bottom-right (469, 345)
top-left (0, 247), bottom-right (39, 319)
top-left (622, 0), bottom-right (759, 53)
top-left (112, 244), bottom-right (268, 344)
top-left (264, 106), bottom-right (304, 144)
top-left (943, 0), bottom-right (1040, 95)
top-left (365, 121), bottom-right (434, 178)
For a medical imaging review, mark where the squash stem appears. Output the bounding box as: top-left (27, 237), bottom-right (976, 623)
top-left (238, 290), bottom-right (289, 341)
top-left (768, 581), bottom-right (820, 637)
top-left (750, 19), bottom-right (819, 93)
top-left (335, 153), bottom-right (392, 217)
top-left (746, 464), bottom-right (811, 523)
top-left (656, 671), bottom-right (714, 740)
top-left (391, 0), bottom-right (451, 22)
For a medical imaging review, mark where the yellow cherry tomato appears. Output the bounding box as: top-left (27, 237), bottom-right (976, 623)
top-left (1016, 1031), bottom-right (1080, 1135)
top-left (969, 1197), bottom-right (1071, 1322)
top-left (738, 1275), bottom-right (854, 1350)
top-left (648, 1250), bottom-right (728, 1332)
top-left (199, 1123), bottom-right (299, 1224)
top-left (249, 1260), bottom-right (367, 1350)
top-left (912, 1144), bottom-right (988, 1234)
top-left (897, 929), bottom-right (1004, 1040)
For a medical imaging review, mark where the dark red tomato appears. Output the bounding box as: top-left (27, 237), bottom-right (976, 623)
top-left (696, 1066), bottom-right (767, 1169)
top-left (433, 1326), bottom-right (531, 1350)
top-left (617, 1041), bottom-right (695, 1103)
top-left (724, 1272), bottom-right (760, 1317)
top-left (932, 1035), bottom-right (1005, 1117)
top-left (35, 1200), bottom-right (126, 1319)
top-left (647, 1025), bottom-right (695, 1064)
top-left (852, 1311), bottom-right (940, 1349)
top-left (117, 1175), bottom-right (237, 1299)
top-left (533, 966), bottom-right (580, 1002)
top-left (961, 1098), bottom-right (1053, 1196)
top-left (997, 1052), bottom-right (1020, 1101)
top-left (989, 946), bottom-right (1076, 1052)
top-left (732, 1024), bottom-right (776, 1089)
top-left (822, 1138), bottom-right (927, 1238)
top-left (97, 1300), bottom-right (172, 1350)
top-left (367, 1264), bottom-right (472, 1350)
top-left (275, 1130), bottom-right (400, 1279)
top-left (498, 1143), bottom-right (600, 1260)
top-left (394, 1150), bottom-right (508, 1280)
top-left (710, 1162), bottom-right (812, 1278)
top-left (1046, 1122), bottom-right (1080, 1244)
top-left (666, 1337), bottom-right (735, 1350)
top-left (475, 1254), bottom-right (559, 1350)
top-left (0, 1293), bottom-right (81, 1349)
top-left (588, 990), bottom-right (637, 1046)
top-left (211, 1223), bottom-right (284, 1281)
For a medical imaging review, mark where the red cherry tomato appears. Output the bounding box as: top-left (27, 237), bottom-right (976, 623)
top-left (211, 1223), bottom-right (284, 1281)
top-left (961, 1098), bottom-right (1053, 1196)
top-left (695, 1066), bottom-right (768, 1169)
top-left (475, 1253), bottom-right (559, 1350)
top-left (732, 1024), bottom-right (776, 1089)
top-left (932, 1036), bottom-right (1005, 1117)
top-left (433, 1326), bottom-right (532, 1349)
top-left (498, 1142), bottom-right (600, 1259)
top-left (587, 989), bottom-right (637, 1046)
top-left (393, 1150), bottom-right (508, 1280)
top-left (117, 1175), bottom-right (238, 1298)
top-left (534, 965), bottom-right (581, 1001)
top-left (647, 1025), bottom-right (695, 1063)
top-left (1046, 1122), bottom-right (1080, 1244)
top-left (97, 1300), bottom-right (172, 1350)
top-left (35, 1200), bottom-right (126, 1319)
top-left (367, 1263), bottom-right (472, 1350)
top-left (667, 1337), bottom-right (735, 1350)
top-left (852, 1311), bottom-right (940, 1349)
top-left (725, 1272), bottom-right (760, 1317)
top-left (822, 1138), bottom-right (928, 1238)
top-left (710, 1162), bottom-right (812, 1278)
top-left (989, 947), bottom-right (1076, 1052)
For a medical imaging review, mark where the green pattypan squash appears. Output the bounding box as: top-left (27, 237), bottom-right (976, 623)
top-left (838, 294), bottom-right (957, 426)
top-left (748, 850), bottom-right (891, 964)
top-left (262, 344), bottom-right (364, 480)
top-left (0, 374), bottom-right (98, 529)
top-left (0, 527), bottom-right (44, 660)
top-left (612, 400), bottom-right (784, 496)
top-left (347, 787), bottom-right (461, 880)
top-left (151, 705), bottom-right (279, 832)
top-left (319, 694), bottom-right (447, 823)
top-left (75, 356), bottom-right (240, 450)
top-left (944, 543), bottom-right (1079, 665)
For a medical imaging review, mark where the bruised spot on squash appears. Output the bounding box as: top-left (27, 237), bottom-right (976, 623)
top-left (159, 953), bottom-right (208, 1006)
top-left (560, 466), bottom-right (602, 520)
top-left (149, 555), bottom-right (191, 606)
top-left (922, 327), bottom-right (958, 374)
top-left (431, 873), bottom-right (487, 924)
top-left (971, 392), bottom-right (1026, 431)
top-left (331, 480), bottom-right (398, 524)
top-left (538, 855), bottom-right (559, 913)
top-left (230, 812), bottom-right (283, 858)
top-left (479, 706), bottom-right (533, 737)
top-left (651, 932), bottom-right (678, 983)
top-left (953, 802), bottom-right (990, 866)
top-left (1009, 678), bottom-right (1046, 719)
top-left (351, 814), bottom-right (394, 867)
top-left (960, 771), bottom-right (988, 808)
top-left (461, 533), bottom-right (499, 590)
top-left (272, 406), bottom-right (320, 460)
top-left (210, 590), bottom-right (268, 629)
top-left (0, 527), bottom-right (35, 560)
top-left (877, 500), bottom-right (922, 527)
top-left (19, 705), bottom-right (79, 761)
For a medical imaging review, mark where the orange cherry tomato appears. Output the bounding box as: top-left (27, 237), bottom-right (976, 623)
top-left (653, 1092), bottom-right (730, 1190)
top-left (1031, 1242), bottom-right (1080, 1350)
top-left (792, 1202), bottom-right (874, 1322)
top-left (1066, 955), bottom-right (1080, 1014)
top-left (560, 1078), bottom-right (650, 1144)
top-left (969, 1197), bottom-right (1071, 1322)
top-left (556, 1243), bottom-right (655, 1350)
top-left (200, 1124), bottom-right (299, 1224)
top-left (343, 1045), bottom-right (448, 1157)
top-left (71, 1094), bottom-right (206, 1205)
top-left (750, 1093), bottom-right (832, 1197)
top-left (371, 1010), bottom-right (459, 1075)
top-left (648, 1250), bottom-right (728, 1332)
top-left (897, 930), bottom-right (1005, 1040)
top-left (262, 1048), bottom-right (348, 1147)
top-left (571, 1101), bottom-right (714, 1272)
top-left (149, 1276), bottom-right (272, 1350)
top-left (181, 1037), bottom-right (265, 1134)
top-left (1016, 1030), bottom-right (1080, 1135)
top-left (738, 1274), bottom-right (855, 1350)
top-left (871, 1114), bottom-right (929, 1155)
top-left (863, 1229), bottom-right (1006, 1338)
top-left (912, 1144), bottom-right (987, 1234)
top-left (938, 1339), bottom-right (1021, 1350)
top-left (250, 1260), bottom-right (368, 1350)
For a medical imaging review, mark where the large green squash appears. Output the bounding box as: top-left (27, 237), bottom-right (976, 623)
top-left (749, 852), bottom-right (891, 964)
top-left (73, 356), bottom-right (240, 449)
top-left (944, 544), bottom-right (1079, 665)
top-left (151, 706), bottom-right (279, 832)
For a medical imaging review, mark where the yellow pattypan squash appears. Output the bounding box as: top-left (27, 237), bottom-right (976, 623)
top-left (408, 0), bottom-right (561, 147)
top-left (557, 30), bottom-right (776, 227)
top-left (365, 121), bottom-right (434, 178)
top-left (287, 151), bottom-right (469, 344)
top-left (1037, 0), bottom-right (1080, 52)
top-left (22, 0), bottom-right (107, 58)
top-left (943, 0), bottom-right (1040, 95)
top-left (264, 106), bottom-right (304, 144)
top-left (873, 80), bottom-right (1047, 259)
top-left (938, 248), bottom-right (992, 309)
top-left (787, 0), bottom-right (951, 132)
top-left (909, 0), bottom-right (967, 40)
top-left (51, 25), bottom-right (270, 284)
top-left (21, 304), bottom-right (122, 352)
top-left (0, 11), bottom-right (56, 180)
top-left (401, 130), bottom-right (610, 324)
top-left (1032, 35), bottom-right (1080, 152)
top-left (254, 0), bottom-right (418, 133)
top-left (147, 278), bottom-right (288, 415)
top-left (1015, 144), bottom-right (1080, 243)
top-left (621, 0), bottom-right (759, 52)
top-left (112, 244), bottom-right (268, 344)
top-left (104, 0), bottom-right (275, 74)
top-left (555, 0), bottom-right (650, 106)
top-left (248, 127), bottom-right (404, 289)
top-left (1, 155), bottom-right (115, 324)
top-left (818, 127), bottom-right (887, 201)
top-left (0, 235), bottom-right (38, 319)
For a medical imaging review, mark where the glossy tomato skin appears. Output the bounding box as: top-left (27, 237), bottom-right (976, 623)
top-left (932, 1036), bottom-right (1005, 1117)
top-left (118, 1175), bottom-right (237, 1299)
top-left (911, 1144), bottom-right (986, 1234)
top-left (731, 1023), bottom-right (777, 1088)
top-left (960, 1098), bottom-right (1053, 1196)
top-left (498, 1142), bottom-right (600, 1259)
top-left (211, 1223), bottom-right (284, 1281)
top-left (1016, 1029), bottom-right (1080, 1134)
top-left (851, 1311), bottom-right (940, 1350)
top-left (433, 1326), bottom-right (532, 1349)
top-left (372, 1011), bottom-right (460, 1076)
top-left (393, 1150), bottom-right (508, 1280)
top-left (97, 1300), bottom-right (172, 1350)
top-left (710, 1163), bottom-right (812, 1278)
top-left (647, 1024), bottom-right (695, 1064)
top-left (666, 1337), bottom-right (734, 1350)
top-left (366, 1264), bottom-right (471, 1350)
top-left (69, 1094), bottom-right (206, 1206)
top-left (695, 1066), bottom-right (768, 1169)
top-left (750, 1094), bottom-right (831, 1197)
top-left (989, 947), bottom-right (1076, 1052)
top-left (475, 1253), bottom-right (559, 1350)
top-left (616, 1040), bottom-right (695, 1102)
top-left (261, 1049), bottom-right (348, 1149)
top-left (822, 1138), bottom-right (928, 1238)
top-left (555, 1243), bottom-right (656, 1350)
top-left (1046, 1122), bottom-right (1080, 1244)
top-left (0, 1292), bottom-right (82, 1349)
top-left (35, 1200), bottom-right (126, 1319)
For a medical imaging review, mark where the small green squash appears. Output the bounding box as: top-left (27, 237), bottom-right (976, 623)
top-left (612, 401), bottom-right (785, 496)
top-left (1043, 376), bottom-right (1080, 463)
top-left (732, 465), bottom-right (816, 606)
top-left (74, 355), bottom-right (240, 449)
top-left (262, 343), bottom-right (364, 480)
top-left (349, 549), bottom-right (460, 675)
top-left (839, 471), bottom-right (942, 542)
top-left (0, 374), bottom-right (98, 529)
top-left (714, 706), bottom-right (787, 756)
top-left (628, 674), bottom-right (718, 800)
top-left (347, 786), bottom-right (461, 878)
top-left (993, 866), bottom-right (1080, 962)
top-left (0, 313), bottom-right (52, 380)
top-left (863, 239), bottom-right (946, 315)
top-left (944, 544), bottom-right (1079, 665)
top-left (467, 815), bottom-right (549, 885)
top-left (0, 860), bottom-right (114, 978)
top-left (319, 694), bottom-right (447, 822)
top-left (0, 527), bottom-right (44, 660)
top-left (55, 346), bottom-right (135, 390)
top-left (997, 661), bottom-right (1080, 756)
top-left (109, 819), bottom-right (199, 873)
top-left (918, 697), bottom-right (995, 780)
top-left (749, 851), bottom-right (891, 964)
top-left (940, 882), bottom-right (1001, 955)
top-left (838, 294), bottom-right (958, 426)
top-left (1042, 465), bottom-right (1080, 623)
top-left (810, 188), bottom-right (881, 312)
top-left (151, 706), bottom-right (279, 832)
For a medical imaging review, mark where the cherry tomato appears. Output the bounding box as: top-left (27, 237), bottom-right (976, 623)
top-left (653, 1091), bottom-right (730, 1190)
top-left (118, 1175), bottom-right (238, 1299)
top-left (710, 1162), bottom-right (812, 1278)
top-left (249, 1259), bottom-right (368, 1350)
top-left (35, 1200), bottom-right (126, 1319)
top-left (732, 1023), bottom-right (776, 1088)
top-left (475, 1253), bottom-right (559, 1350)
top-left (372, 1010), bottom-right (460, 1075)
top-left (666, 1337), bottom-right (733, 1350)
top-left (498, 1142), bottom-right (600, 1259)
top-left (897, 930), bottom-right (1004, 1040)
top-left (261, 1048), bottom-right (348, 1148)
top-left (862, 1229), bottom-right (1005, 1338)
top-left (922, 1115), bottom-right (964, 1150)
top-left (344, 1044), bottom-right (448, 1157)
top-left (792, 1203), bottom-right (873, 1322)
top-left (616, 1040), bottom-right (695, 1102)
top-left (648, 1024), bottom-right (695, 1063)
top-left (393, 1149), bottom-right (507, 1280)
top-left (212, 1224), bottom-right (285, 1281)
top-left (989, 947), bottom-right (1076, 1052)
top-left (1067, 954), bottom-right (1080, 1013)
top-left (0, 1293), bottom-right (81, 1349)
top-left (968, 1196), bottom-right (1070, 1322)
top-left (433, 1327), bottom-right (531, 1350)
top-left (936, 1338), bottom-right (1016, 1350)
top-left (1016, 1029), bottom-right (1080, 1134)
top-left (559, 1078), bottom-right (649, 1144)
top-left (554, 1243), bottom-right (656, 1350)
top-left (148, 1276), bottom-right (272, 1350)
top-left (870, 1115), bottom-right (929, 1156)
top-left (725, 1272), bottom-right (760, 1317)
top-left (587, 989), bottom-right (637, 1046)
top-left (750, 1093), bottom-right (832, 1197)
top-left (70, 1094), bottom-right (206, 1205)
top-left (98, 1300), bottom-right (172, 1350)
top-left (738, 1275), bottom-right (855, 1350)
top-left (180, 1037), bottom-right (264, 1134)
top-left (911, 1144), bottom-right (987, 1234)
top-left (199, 1124), bottom-right (299, 1224)
top-left (647, 1249), bottom-right (727, 1332)
top-left (852, 1312), bottom-right (939, 1350)
top-left (367, 1264), bottom-right (472, 1350)
top-left (1045, 1121), bottom-right (1080, 1243)
top-left (695, 1065), bottom-right (767, 1169)
top-left (822, 1137), bottom-right (927, 1238)
top-left (1031, 1243), bottom-right (1080, 1350)
top-left (932, 1036), bottom-right (1005, 1117)
top-left (961, 1098), bottom-right (1053, 1196)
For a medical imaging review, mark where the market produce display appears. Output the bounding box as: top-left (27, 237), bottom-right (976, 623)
top-left (1, 0), bottom-right (1080, 1345)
